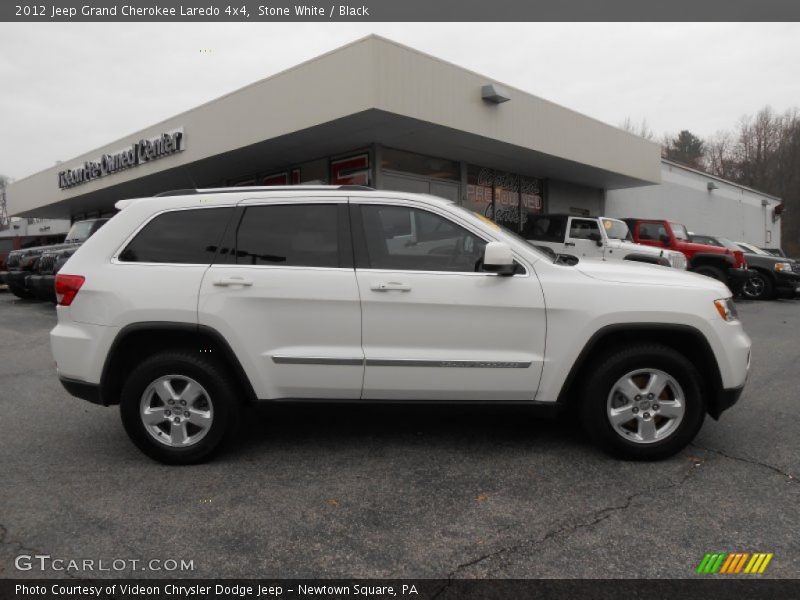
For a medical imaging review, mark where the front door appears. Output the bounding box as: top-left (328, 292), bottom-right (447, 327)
top-left (351, 199), bottom-right (546, 401)
top-left (565, 217), bottom-right (605, 258)
top-left (197, 199), bottom-right (363, 400)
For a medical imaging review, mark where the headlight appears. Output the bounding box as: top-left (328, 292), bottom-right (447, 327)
top-left (774, 262), bottom-right (793, 272)
top-left (714, 298), bottom-right (739, 322)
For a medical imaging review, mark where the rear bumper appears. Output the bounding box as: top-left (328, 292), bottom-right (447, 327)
top-left (58, 376), bottom-right (102, 405)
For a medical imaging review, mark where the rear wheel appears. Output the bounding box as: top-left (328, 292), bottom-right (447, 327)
top-left (741, 271), bottom-right (774, 301)
top-left (120, 351), bottom-right (240, 464)
top-left (580, 344), bottom-right (706, 460)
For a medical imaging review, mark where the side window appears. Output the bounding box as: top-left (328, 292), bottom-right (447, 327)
top-left (235, 204), bottom-right (340, 268)
top-left (568, 218), bottom-right (600, 239)
top-left (119, 207), bottom-right (233, 264)
top-left (522, 216), bottom-right (566, 242)
top-left (638, 222), bottom-right (667, 241)
top-left (360, 205), bottom-right (487, 272)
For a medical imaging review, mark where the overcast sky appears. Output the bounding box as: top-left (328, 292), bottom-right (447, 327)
top-left (1, 22), bottom-right (799, 180)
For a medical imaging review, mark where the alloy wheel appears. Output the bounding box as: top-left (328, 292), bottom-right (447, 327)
top-left (606, 368), bottom-right (685, 444)
top-left (139, 375), bottom-right (214, 447)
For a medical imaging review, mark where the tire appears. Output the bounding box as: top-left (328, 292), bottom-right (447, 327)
top-left (120, 351), bottom-right (241, 464)
top-left (579, 344), bottom-right (706, 461)
top-left (741, 271), bottom-right (775, 301)
top-left (692, 265), bottom-right (725, 283)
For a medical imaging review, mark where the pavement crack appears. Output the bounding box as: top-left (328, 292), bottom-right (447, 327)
top-left (432, 459), bottom-right (700, 595)
top-left (691, 443), bottom-right (798, 484)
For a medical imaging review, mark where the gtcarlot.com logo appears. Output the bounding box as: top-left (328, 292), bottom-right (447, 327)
top-left (696, 552), bottom-right (773, 574)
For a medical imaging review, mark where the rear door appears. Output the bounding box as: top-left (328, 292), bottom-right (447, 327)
top-left (197, 198), bottom-right (363, 400)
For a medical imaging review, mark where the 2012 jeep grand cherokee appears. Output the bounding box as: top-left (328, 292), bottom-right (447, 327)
top-left (50, 187), bottom-right (751, 464)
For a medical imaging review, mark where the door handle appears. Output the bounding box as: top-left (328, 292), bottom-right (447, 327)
top-left (213, 277), bottom-right (253, 287)
top-left (564, 241), bottom-right (575, 247)
top-left (371, 282), bottom-right (411, 292)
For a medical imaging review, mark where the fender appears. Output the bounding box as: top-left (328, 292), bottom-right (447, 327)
top-left (689, 252), bottom-right (735, 269)
top-left (98, 321), bottom-right (257, 406)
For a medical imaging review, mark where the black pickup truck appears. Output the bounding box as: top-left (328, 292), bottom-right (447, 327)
top-left (4, 218), bottom-right (109, 301)
top-left (691, 233), bottom-right (800, 300)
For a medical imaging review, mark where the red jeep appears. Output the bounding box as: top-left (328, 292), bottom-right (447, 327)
top-left (623, 219), bottom-right (751, 293)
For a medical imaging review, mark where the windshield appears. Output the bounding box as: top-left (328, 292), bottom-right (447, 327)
top-left (670, 223), bottom-right (689, 241)
top-left (738, 242), bottom-right (769, 255)
top-left (64, 221), bottom-right (95, 243)
top-left (717, 237), bottom-right (744, 252)
top-left (601, 218), bottom-right (632, 241)
top-left (449, 204), bottom-right (553, 261)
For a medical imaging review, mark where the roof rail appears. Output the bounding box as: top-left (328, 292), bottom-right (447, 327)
top-left (153, 185), bottom-right (375, 197)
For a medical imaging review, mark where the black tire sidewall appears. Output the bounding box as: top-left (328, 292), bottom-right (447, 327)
top-left (743, 272), bottom-right (773, 301)
top-left (580, 345), bottom-right (706, 460)
top-left (120, 353), bottom-right (238, 464)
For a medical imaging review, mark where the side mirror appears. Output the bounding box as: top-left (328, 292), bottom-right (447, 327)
top-left (482, 241), bottom-right (516, 276)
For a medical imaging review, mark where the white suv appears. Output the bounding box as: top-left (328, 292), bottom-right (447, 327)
top-left (51, 187), bottom-right (751, 464)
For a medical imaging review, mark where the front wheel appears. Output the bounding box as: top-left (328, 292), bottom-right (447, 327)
top-left (120, 351), bottom-right (240, 464)
top-left (741, 271), bottom-right (774, 301)
top-left (580, 344), bottom-right (706, 460)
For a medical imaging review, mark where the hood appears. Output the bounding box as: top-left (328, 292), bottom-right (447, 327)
top-left (9, 241), bottom-right (80, 257)
top-left (608, 239), bottom-right (667, 255)
top-left (575, 258), bottom-right (730, 294)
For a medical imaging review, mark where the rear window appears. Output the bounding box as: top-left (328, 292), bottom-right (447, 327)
top-left (119, 207), bottom-right (233, 264)
top-left (234, 204), bottom-right (341, 268)
top-left (523, 216), bottom-right (566, 242)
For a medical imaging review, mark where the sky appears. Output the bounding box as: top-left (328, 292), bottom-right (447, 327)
top-left (1, 22), bottom-right (799, 181)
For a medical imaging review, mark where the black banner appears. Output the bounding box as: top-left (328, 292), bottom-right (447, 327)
top-left (3, 0), bottom-right (800, 22)
top-left (2, 580), bottom-right (800, 600)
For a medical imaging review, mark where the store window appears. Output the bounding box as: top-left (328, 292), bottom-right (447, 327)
top-left (466, 166), bottom-right (544, 233)
top-left (331, 154), bottom-right (370, 186)
top-left (381, 148), bottom-right (460, 180)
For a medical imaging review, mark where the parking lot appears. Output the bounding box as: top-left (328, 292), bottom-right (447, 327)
top-left (0, 290), bottom-right (798, 580)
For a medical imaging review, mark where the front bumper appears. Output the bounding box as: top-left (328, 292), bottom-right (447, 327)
top-left (58, 375), bottom-right (102, 405)
top-left (774, 270), bottom-right (800, 297)
top-left (6, 270), bottom-right (32, 294)
top-left (709, 385), bottom-right (745, 420)
top-left (27, 274), bottom-right (56, 302)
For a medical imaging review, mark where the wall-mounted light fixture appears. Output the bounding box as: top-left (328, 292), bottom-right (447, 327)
top-left (481, 84), bottom-right (510, 104)
top-left (707, 181), bottom-right (718, 191)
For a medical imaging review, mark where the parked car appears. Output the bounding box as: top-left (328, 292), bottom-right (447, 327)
top-left (1, 231), bottom-right (67, 286)
top-left (5, 218), bottom-right (108, 300)
top-left (623, 219), bottom-right (751, 293)
top-left (524, 214), bottom-right (687, 269)
top-left (51, 187), bottom-right (751, 464)
top-left (690, 234), bottom-right (800, 300)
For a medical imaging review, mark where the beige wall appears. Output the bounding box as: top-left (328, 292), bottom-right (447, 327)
top-left (8, 35), bottom-right (661, 217)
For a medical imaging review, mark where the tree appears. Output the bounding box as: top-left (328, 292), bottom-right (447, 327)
top-left (619, 117), bottom-right (656, 141)
top-left (664, 130), bottom-right (705, 169)
top-left (0, 174), bottom-right (10, 229)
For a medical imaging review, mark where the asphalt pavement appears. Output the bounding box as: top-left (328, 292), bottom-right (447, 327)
top-left (0, 291), bottom-right (797, 579)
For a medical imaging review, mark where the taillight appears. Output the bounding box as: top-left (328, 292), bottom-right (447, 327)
top-left (55, 274), bottom-right (85, 306)
top-left (732, 250), bottom-right (746, 269)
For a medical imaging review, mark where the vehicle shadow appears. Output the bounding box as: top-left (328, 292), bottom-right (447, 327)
top-left (226, 401), bottom-right (589, 459)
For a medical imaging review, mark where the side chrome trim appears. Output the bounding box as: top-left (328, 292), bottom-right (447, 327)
top-left (365, 359), bottom-right (532, 368)
top-left (271, 357), bottom-right (532, 368)
top-left (272, 356), bottom-right (364, 366)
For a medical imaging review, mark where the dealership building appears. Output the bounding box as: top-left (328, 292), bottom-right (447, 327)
top-left (6, 35), bottom-right (782, 247)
